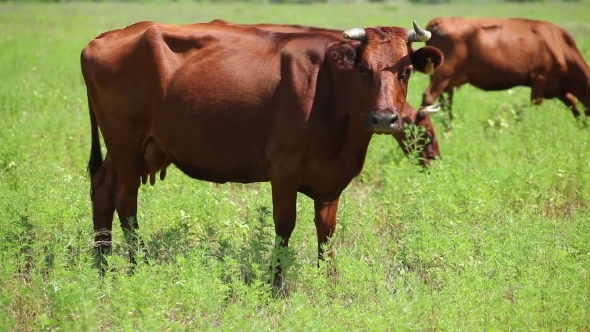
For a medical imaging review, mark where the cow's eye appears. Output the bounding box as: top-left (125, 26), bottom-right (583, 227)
top-left (357, 64), bottom-right (372, 76)
top-left (400, 67), bottom-right (412, 80)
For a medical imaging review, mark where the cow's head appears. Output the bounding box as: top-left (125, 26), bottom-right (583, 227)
top-left (393, 104), bottom-right (441, 167)
top-left (327, 21), bottom-right (443, 134)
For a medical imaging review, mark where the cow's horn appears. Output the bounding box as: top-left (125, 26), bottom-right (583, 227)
top-left (407, 20), bottom-right (431, 42)
top-left (418, 104), bottom-right (441, 116)
top-left (343, 28), bottom-right (366, 40)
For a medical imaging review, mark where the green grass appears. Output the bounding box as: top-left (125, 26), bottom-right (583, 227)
top-left (1, 1), bottom-right (590, 330)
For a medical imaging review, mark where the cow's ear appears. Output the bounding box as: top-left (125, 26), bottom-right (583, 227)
top-left (411, 46), bottom-right (444, 75)
top-left (327, 41), bottom-right (359, 70)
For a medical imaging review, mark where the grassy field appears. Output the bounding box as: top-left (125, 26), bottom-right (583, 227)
top-left (1, 1), bottom-right (590, 330)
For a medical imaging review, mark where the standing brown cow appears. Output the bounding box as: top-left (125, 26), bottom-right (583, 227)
top-left (421, 17), bottom-right (590, 120)
top-left (81, 20), bottom-right (443, 286)
top-left (211, 19), bottom-right (443, 166)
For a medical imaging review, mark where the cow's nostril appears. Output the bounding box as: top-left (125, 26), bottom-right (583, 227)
top-left (389, 114), bottom-right (399, 126)
top-left (371, 115), bottom-right (380, 125)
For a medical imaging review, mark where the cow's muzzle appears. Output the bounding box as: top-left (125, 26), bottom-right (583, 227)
top-left (367, 110), bottom-right (402, 133)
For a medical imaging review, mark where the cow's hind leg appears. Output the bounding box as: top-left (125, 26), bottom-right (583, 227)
top-left (114, 173), bottom-right (144, 268)
top-left (106, 140), bottom-right (148, 269)
top-left (91, 155), bottom-right (116, 274)
top-left (115, 137), bottom-right (171, 268)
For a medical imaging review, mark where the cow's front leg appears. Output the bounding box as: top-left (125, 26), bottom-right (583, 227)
top-left (313, 198), bottom-right (339, 261)
top-left (444, 87), bottom-right (455, 120)
top-left (314, 197), bottom-right (340, 283)
top-left (530, 74), bottom-right (547, 106)
top-left (423, 76), bottom-right (454, 130)
top-left (557, 92), bottom-right (581, 118)
top-left (270, 178), bottom-right (298, 290)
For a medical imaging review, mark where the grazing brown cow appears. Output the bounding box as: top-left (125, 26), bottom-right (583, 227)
top-left (210, 19), bottom-right (442, 165)
top-left (396, 103), bottom-right (441, 163)
top-left (81, 20), bottom-right (443, 285)
top-left (421, 17), bottom-right (590, 120)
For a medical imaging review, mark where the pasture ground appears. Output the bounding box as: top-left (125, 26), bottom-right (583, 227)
top-left (1, 1), bottom-right (590, 330)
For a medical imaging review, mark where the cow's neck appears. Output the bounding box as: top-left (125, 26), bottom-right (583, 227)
top-left (346, 116), bottom-right (374, 154)
top-left (331, 106), bottom-right (374, 178)
top-left (298, 118), bottom-right (373, 202)
top-left (306, 65), bottom-right (375, 180)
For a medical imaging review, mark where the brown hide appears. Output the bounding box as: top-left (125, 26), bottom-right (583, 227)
top-left (211, 20), bottom-right (441, 166)
top-left (422, 17), bottom-right (590, 118)
top-left (81, 20), bottom-right (442, 284)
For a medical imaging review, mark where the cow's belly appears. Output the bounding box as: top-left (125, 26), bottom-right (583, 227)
top-left (159, 131), bottom-right (270, 184)
top-left (464, 59), bottom-right (533, 91)
top-left (171, 158), bottom-right (269, 184)
top-left (154, 105), bottom-right (271, 184)
top-left (154, 116), bottom-right (271, 184)
top-left (468, 74), bottom-right (529, 91)
top-left (152, 57), bottom-right (280, 184)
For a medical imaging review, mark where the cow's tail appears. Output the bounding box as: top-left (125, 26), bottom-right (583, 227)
top-left (87, 94), bottom-right (103, 178)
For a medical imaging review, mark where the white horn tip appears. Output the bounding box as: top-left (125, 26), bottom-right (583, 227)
top-left (418, 104), bottom-right (441, 116)
top-left (343, 28), bottom-right (365, 40)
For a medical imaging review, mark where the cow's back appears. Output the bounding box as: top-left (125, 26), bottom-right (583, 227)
top-left (426, 17), bottom-right (563, 90)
